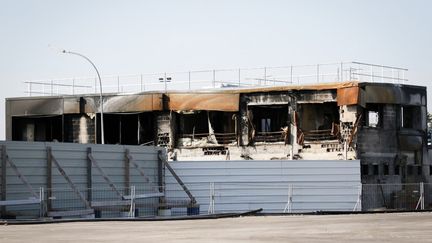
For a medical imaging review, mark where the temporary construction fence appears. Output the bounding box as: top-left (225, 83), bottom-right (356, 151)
top-left (0, 141), bottom-right (166, 219)
top-left (165, 159), bottom-right (361, 214)
top-left (1, 182), bottom-right (428, 219)
top-left (1, 143), bottom-right (430, 219)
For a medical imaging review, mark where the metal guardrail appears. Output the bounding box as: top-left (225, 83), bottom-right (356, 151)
top-left (23, 61), bottom-right (408, 96)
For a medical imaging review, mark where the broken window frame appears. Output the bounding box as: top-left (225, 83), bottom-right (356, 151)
top-left (247, 104), bottom-right (290, 144)
top-left (296, 102), bottom-right (340, 142)
top-left (362, 104), bottom-right (383, 128)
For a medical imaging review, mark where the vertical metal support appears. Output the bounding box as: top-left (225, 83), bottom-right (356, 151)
top-left (164, 72), bottom-right (167, 93)
top-left (29, 83), bottom-right (32, 97)
top-left (340, 62), bottom-right (343, 82)
top-left (86, 147), bottom-right (92, 203)
top-left (188, 71), bottom-right (191, 90)
top-left (212, 70), bottom-right (216, 88)
top-left (421, 182), bottom-right (425, 210)
top-left (238, 68), bottom-right (241, 86)
top-left (1, 145), bottom-right (6, 216)
top-left (140, 74), bottom-right (143, 92)
top-left (316, 64), bottom-right (320, 83)
top-left (117, 76), bottom-right (120, 93)
top-left (370, 65), bottom-right (374, 82)
top-left (46, 147), bottom-right (53, 211)
top-left (128, 186), bottom-right (135, 218)
top-left (353, 184), bottom-right (362, 211)
top-left (263, 67), bottom-right (267, 85)
top-left (72, 78), bottom-right (75, 95)
top-left (283, 184), bottom-right (293, 213)
top-left (381, 65), bottom-right (384, 82)
top-left (208, 182), bottom-right (215, 214)
top-left (50, 80), bottom-right (54, 95)
top-left (290, 65), bottom-right (293, 84)
top-left (157, 150), bottom-right (165, 207)
top-left (416, 182), bottom-right (424, 210)
top-left (124, 149), bottom-right (131, 193)
top-left (39, 187), bottom-right (46, 218)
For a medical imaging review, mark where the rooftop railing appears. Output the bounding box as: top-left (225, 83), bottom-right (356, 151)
top-left (24, 61), bottom-right (408, 96)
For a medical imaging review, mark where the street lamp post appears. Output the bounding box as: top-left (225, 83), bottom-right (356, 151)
top-left (62, 50), bottom-right (105, 144)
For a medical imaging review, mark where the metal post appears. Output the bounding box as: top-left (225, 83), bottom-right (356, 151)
top-left (129, 186), bottom-right (135, 218)
top-left (381, 65), bottom-right (384, 82)
top-left (164, 72), bottom-right (167, 93)
top-left (263, 67), bottom-right (267, 85)
top-left (188, 71), bottom-right (191, 90)
top-left (212, 70), bottom-right (216, 88)
top-left (340, 62), bottom-right (343, 82)
top-left (46, 147), bottom-right (52, 211)
top-left (238, 68), bottom-right (241, 86)
top-left (39, 187), bottom-right (44, 218)
top-left (421, 182), bottom-right (424, 210)
top-left (51, 80), bottom-right (53, 95)
top-left (316, 64), bottom-right (320, 83)
top-left (117, 76), bottom-right (120, 93)
top-left (370, 65), bottom-right (374, 82)
top-left (290, 65), bottom-right (292, 83)
top-left (28, 83), bottom-right (32, 97)
top-left (86, 147), bottom-right (92, 203)
top-left (140, 74), bottom-right (143, 92)
top-left (416, 182), bottom-right (424, 210)
top-left (353, 184), bottom-right (362, 211)
top-left (1, 145), bottom-right (6, 216)
top-left (72, 78), bottom-right (75, 95)
top-left (283, 184), bottom-right (293, 213)
top-left (208, 182), bottom-right (215, 214)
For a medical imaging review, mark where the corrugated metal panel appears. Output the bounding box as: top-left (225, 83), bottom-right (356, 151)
top-left (0, 141), bottom-right (162, 217)
top-left (166, 160), bottom-right (360, 213)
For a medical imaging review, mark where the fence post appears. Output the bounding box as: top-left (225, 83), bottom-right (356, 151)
top-left (283, 184), bottom-right (293, 213)
top-left (208, 182), bottom-right (215, 214)
top-left (316, 64), bottom-right (320, 83)
top-left (238, 68), bottom-right (241, 87)
top-left (188, 71), bottom-right (191, 90)
top-left (39, 187), bottom-right (44, 218)
top-left (416, 182), bottom-right (424, 210)
top-left (140, 74), bottom-right (144, 92)
top-left (117, 76), bottom-right (120, 93)
top-left (72, 78), bottom-right (75, 95)
top-left (212, 70), bottom-right (216, 88)
top-left (129, 186), bottom-right (135, 217)
top-left (340, 62), bottom-right (343, 82)
top-left (353, 184), bottom-right (362, 211)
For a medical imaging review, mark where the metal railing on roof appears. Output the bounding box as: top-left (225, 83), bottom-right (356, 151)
top-left (23, 61), bottom-right (408, 96)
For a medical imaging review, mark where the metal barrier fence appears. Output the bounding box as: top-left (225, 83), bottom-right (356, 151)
top-left (1, 182), bottom-right (428, 219)
top-left (24, 61), bottom-right (408, 96)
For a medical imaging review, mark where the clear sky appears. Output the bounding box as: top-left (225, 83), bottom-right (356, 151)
top-left (1, 0), bottom-right (431, 139)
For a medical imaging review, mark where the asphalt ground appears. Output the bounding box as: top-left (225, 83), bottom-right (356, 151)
top-left (1, 212), bottom-right (432, 242)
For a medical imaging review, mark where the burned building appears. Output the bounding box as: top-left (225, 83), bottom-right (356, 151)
top-left (5, 81), bottom-right (429, 189)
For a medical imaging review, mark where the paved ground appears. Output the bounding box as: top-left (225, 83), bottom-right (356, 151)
top-left (1, 212), bottom-right (432, 242)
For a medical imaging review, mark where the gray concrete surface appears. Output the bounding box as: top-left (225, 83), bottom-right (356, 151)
top-left (1, 212), bottom-right (432, 242)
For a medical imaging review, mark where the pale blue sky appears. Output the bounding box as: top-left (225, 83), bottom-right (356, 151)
top-left (1, 0), bottom-right (431, 139)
